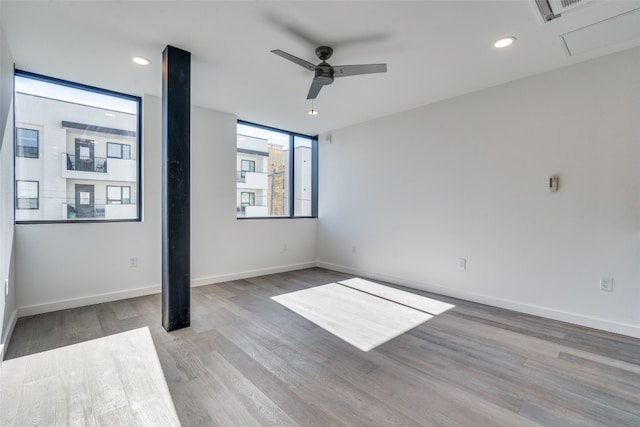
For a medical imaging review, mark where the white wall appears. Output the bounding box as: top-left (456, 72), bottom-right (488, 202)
top-left (318, 47), bottom-right (640, 338)
top-left (189, 101), bottom-right (317, 285)
top-left (0, 20), bottom-right (17, 359)
top-left (15, 94), bottom-right (317, 315)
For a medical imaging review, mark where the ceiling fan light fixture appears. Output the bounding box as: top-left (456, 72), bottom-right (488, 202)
top-left (494, 36), bottom-right (516, 48)
top-left (308, 100), bottom-right (318, 116)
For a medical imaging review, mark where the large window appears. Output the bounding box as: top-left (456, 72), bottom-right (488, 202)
top-left (16, 180), bottom-right (39, 209)
top-left (236, 121), bottom-right (317, 218)
top-left (16, 127), bottom-right (39, 158)
top-left (14, 70), bottom-right (141, 223)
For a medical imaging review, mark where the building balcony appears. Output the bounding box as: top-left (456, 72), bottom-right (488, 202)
top-left (236, 170), bottom-right (268, 190)
top-left (64, 202), bottom-right (137, 219)
top-left (62, 153), bottom-right (136, 182)
top-left (237, 205), bottom-right (268, 217)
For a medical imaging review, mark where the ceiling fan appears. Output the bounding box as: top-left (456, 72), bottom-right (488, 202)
top-left (271, 46), bottom-right (387, 100)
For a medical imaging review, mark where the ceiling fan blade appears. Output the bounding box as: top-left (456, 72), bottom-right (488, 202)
top-left (332, 33), bottom-right (391, 49)
top-left (271, 50), bottom-right (316, 71)
top-left (307, 80), bottom-right (324, 100)
top-left (333, 64), bottom-right (387, 78)
top-left (265, 14), bottom-right (322, 48)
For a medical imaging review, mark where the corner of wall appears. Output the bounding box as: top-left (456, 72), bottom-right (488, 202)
top-left (0, 307), bottom-right (17, 361)
top-left (0, 18), bottom-right (17, 355)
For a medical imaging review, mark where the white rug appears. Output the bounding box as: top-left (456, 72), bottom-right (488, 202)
top-left (0, 327), bottom-right (180, 426)
top-left (338, 277), bottom-right (455, 315)
top-left (271, 282), bottom-right (434, 352)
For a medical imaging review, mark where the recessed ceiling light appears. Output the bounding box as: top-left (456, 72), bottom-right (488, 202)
top-left (105, 113), bottom-right (116, 117)
top-left (494, 36), bottom-right (516, 48)
top-left (132, 56), bottom-right (150, 65)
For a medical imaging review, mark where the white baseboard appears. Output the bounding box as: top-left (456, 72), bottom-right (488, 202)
top-left (15, 262), bottom-right (318, 318)
top-left (17, 285), bottom-right (161, 318)
top-left (317, 261), bottom-right (640, 339)
top-left (190, 262), bottom-right (318, 287)
top-left (1, 308), bottom-right (18, 362)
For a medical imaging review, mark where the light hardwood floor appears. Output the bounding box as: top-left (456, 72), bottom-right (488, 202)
top-left (4, 268), bottom-right (640, 426)
top-left (0, 327), bottom-right (180, 426)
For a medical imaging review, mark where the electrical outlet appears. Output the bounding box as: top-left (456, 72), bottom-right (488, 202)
top-left (457, 258), bottom-right (467, 270)
top-left (129, 256), bottom-right (138, 268)
top-left (600, 277), bottom-right (613, 292)
top-left (4, 279), bottom-right (8, 296)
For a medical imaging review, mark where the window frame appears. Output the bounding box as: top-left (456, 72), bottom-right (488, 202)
top-left (14, 69), bottom-right (142, 224)
top-left (107, 141), bottom-right (131, 160)
top-left (240, 191), bottom-right (256, 208)
top-left (106, 185), bottom-right (131, 204)
top-left (240, 159), bottom-right (255, 178)
top-left (16, 127), bottom-right (39, 158)
top-left (15, 180), bottom-right (39, 210)
top-left (236, 120), bottom-right (318, 220)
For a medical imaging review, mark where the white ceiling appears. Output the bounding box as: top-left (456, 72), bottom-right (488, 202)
top-left (2, 1), bottom-right (640, 136)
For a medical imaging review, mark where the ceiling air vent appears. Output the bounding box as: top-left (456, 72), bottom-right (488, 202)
top-left (535, 0), bottom-right (594, 22)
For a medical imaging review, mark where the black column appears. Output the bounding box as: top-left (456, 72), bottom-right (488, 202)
top-left (162, 45), bottom-right (191, 331)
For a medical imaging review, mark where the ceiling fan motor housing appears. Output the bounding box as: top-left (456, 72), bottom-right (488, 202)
top-left (315, 64), bottom-right (334, 85)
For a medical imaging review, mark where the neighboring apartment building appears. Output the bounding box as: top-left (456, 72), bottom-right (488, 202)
top-left (15, 91), bottom-right (138, 222)
top-left (236, 134), bottom-right (270, 217)
top-left (236, 133), bottom-right (312, 217)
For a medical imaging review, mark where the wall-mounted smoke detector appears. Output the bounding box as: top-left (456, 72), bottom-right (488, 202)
top-left (534, 0), bottom-right (594, 22)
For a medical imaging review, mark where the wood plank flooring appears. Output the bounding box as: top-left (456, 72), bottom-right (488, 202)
top-left (3, 268), bottom-right (640, 426)
top-left (0, 327), bottom-right (179, 426)
top-left (271, 282), bottom-right (434, 351)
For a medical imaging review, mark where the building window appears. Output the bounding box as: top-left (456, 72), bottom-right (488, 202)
top-left (16, 127), bottom-right (39, 158)
top-left (107, 142), bottom-right (131, 159)
top-left (240, 159), bottom-right (255, 178)
top-left (241, 192), bottom-right (255, 209)
top-left (107, 186), bottom-right (131, 204)
top-left (236, 121), bottom-right (317, 218)
top-left (14, 70), bottom-right (141, 223)
top-left (16, 180), bottom-right (39, 209)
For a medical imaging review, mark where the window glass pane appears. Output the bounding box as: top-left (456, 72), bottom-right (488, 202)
top-left (107, 142), bottom-right (121, 158)
top-left (16, 128), bottom-right (39, 158)
top-left (14, 72), bottom-right (140, 222)
top-left (79, 191), bottom-right (91, 205)
top-left (16, 180), bottom-right (39, 210)
top-left (294, 136), bottom-right (313, 217)
top-left (123, 187), bottom-right (130, 203)
top-left (107, 186), bottom-right (121, 203)
top-left (237, 124), bottom-right (290, 218)
top-left (17, 199), bottom-right (35, 209)
top-left (241, 159), bottom-right (255, 172)
top-left (17, 128), bottom-right (38, 147)
top-left (17, 181), bottom-right (38, 198)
